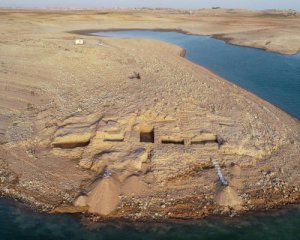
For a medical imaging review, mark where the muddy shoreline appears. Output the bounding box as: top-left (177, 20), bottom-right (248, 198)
top-left (2, 176), bottom-right (300, 223)
top-left (212, 33), bottom-right (300, 56)
top-left (1, 195), bottom-right (300, 226)
top-left (70, 28), bottom-right (300, 56)
top-left (71, 28), bottom-right (300, 122)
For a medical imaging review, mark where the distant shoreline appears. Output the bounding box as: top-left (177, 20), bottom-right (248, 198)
top-left (0, 7), bottom-right (299, 13)
top-left (70, 28), bottom-right (300, 56)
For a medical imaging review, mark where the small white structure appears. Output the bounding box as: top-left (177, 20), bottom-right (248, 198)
top-left (74, 39), bottom-right (85, 45)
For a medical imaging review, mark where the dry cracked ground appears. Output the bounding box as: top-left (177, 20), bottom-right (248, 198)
top-left (0, 9), bottom-right (299, 220)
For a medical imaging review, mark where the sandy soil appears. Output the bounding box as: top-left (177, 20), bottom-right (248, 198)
top-left (0, 8), bottom-right (299, 220)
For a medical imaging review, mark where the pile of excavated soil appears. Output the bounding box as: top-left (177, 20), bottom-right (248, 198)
top-left (215, 186), bottom-right (243, 210)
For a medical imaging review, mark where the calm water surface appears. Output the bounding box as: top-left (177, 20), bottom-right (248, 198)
top-left (95, 30), bottom-right (300, 119)
top-left (1, 30), bottom-right (299, 240)
top-left (1, 198), bottom-right (300, 240)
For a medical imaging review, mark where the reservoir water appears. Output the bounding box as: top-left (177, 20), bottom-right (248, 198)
top-left (1, 198), bottom-right (300, 240)
top-left (1, 30), bottom-right (299, 239)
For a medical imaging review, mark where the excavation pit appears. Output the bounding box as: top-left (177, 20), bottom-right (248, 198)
top-left (161, 140), bottom-right (185, 145)
top-left (191, 140), bottom-right (218, 145)
top-left (140, 124), bottom-right (154, 143)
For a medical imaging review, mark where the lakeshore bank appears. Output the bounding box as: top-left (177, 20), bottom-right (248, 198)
top-left (0, 9), bottom-right (299, 221)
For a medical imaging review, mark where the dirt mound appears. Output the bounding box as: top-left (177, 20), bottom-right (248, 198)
top-left (86, 176), bottom-right (121, 215)
top-left (215, 186), bottom-right (243, 210)
top-left (121, 175), bottom-right (149, 195)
